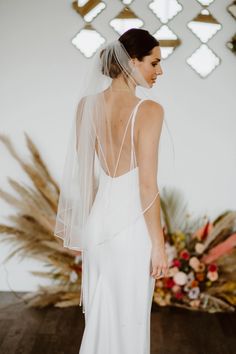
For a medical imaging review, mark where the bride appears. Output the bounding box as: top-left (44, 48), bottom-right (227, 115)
top-left (54, 28), bottom-right (169, 354)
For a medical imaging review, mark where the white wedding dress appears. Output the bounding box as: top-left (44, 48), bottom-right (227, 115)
top-left (79, 98), bottom-right (156, 354)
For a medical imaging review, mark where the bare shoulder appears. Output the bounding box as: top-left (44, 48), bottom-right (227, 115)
top-left (137, 99), bottom-right (164, 132)
top-left (141, 99), bottom-right (164, 113)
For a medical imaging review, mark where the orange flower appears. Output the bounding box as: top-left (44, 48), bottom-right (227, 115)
top-left (191, 280), bottom-right (199, 287)
top-left (196, 273), bottom-right (205, 281)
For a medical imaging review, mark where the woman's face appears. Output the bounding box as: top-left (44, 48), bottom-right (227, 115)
top-left (133, 46), bottom-right (163, 87)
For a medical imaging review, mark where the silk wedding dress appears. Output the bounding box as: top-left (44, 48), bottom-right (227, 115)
top-left (78, 98), bottom-right (157, 354)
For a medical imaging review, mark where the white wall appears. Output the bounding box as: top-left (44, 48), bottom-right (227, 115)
top-left (0, 0), bottom-right (235, 291)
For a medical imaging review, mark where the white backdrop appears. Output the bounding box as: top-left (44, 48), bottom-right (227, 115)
top-left (0, 0), bottom-right (235, 291)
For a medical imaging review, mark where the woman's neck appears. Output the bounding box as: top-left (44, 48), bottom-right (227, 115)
top-left (109, 77), bottom-right (136, 94)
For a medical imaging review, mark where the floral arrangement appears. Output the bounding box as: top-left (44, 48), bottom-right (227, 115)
top-left (154, 208), bottom-right (236, 312)
top-left (0, 134), bottom-right (235, 312)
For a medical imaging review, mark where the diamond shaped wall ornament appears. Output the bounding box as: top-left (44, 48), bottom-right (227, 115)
top-left (72, 24), bottom-right (106, 58)
top-left (195, 0), bottom-right (215, 6)
top-left (186, 44), bottom-right (220, 78)
top-left (72, 0), bottom-right (106, 23)
top-left (227, 1), bottom-right (236, 20)
top-left (153, 25), bottom-right (181, 59)
top-left (226, 33), bottom-right (236, 55)
top-left (109, 7), bottom-right (144, 35)
top-left (187, 9), bottom-right (222, 43)
top-left (149, 0), bottom-right (183, 24)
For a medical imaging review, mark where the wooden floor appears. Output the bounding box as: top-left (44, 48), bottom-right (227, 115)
top-left (0, 292), bottom-right (235, 354)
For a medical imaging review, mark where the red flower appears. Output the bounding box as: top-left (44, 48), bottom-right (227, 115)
top-left (172, 259), bottom-right (181, 267)
top-left (208, 263), bottom-right (218, 272)
top-left (174, 292), bottom-right (184, 300)
top-left (180, 249), bottom-right (190, 260)
top-left (165, 278), bottom-right (175, 289)
top-left (71, 264), bottom-right (82, 273)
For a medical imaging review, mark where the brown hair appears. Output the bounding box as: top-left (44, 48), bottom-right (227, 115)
top-left (100, 28), bottom-right (159, 79)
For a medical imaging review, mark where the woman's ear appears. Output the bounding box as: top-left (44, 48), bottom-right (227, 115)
top-left (128, 58), bottom-right (136, 70)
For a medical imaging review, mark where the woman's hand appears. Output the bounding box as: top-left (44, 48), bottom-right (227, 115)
top-left (150, 244), bottom-right (169, 279)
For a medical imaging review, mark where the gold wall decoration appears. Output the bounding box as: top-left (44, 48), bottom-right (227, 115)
top-left (110, 7), bottom-right (144, 35)
top-left (148, 0), bottom-right (183, 60)
top-left (72, 0), bottom-right (106, 22)
top-left (153, 25), bottom-right (181, 59)
top-left (186, 1), bottom-right (221, 78)
top-left (195, 0), bottom-right (215, 6)
top-left (226, 2), bottom-right (236, 55)
top-left (226, 34), bottom-right (236, 55)
top-left (227, 1), bottom-right (236, 20)
top-left (71, 1), bottom-right (107, 58)
top-left (187, 9), bottom-right (222, 43)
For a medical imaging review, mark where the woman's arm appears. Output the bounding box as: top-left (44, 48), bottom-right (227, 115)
top-left (136, 100), bottom-right (168, 278)
top-left (137, 100), bottom-right (164, 246)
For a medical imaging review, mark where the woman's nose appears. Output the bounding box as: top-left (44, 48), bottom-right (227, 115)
top-left (157, 66), bottom-right (163, 75)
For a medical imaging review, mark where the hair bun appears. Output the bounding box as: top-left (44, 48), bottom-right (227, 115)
top-left (100, 47), bottom-right (122, 79)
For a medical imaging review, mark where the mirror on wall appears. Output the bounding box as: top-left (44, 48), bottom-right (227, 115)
top-left (195, 0), bottom-right (215, 6)
top-left (72, 24), bottom-right (106, 58)
top-left (72, 0), bottom-right (106, 23)
top-left (186, 44), bottom-right (220, 78)
top-left (149, 0), bottom-right (183, 24)
top-left (109, 7), bottom-right (144, 35)
top-left (187, 9), bottom-right (222, 43)
top-left (121, 0), bottom-right (134, 4)
top-left (153, 25), bottom-right (181, 59)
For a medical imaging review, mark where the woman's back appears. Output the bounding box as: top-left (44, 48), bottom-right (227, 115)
top-left (94, 91), bottom-right (163, 181)
top-left (94, 92), bottom-right (141, 178)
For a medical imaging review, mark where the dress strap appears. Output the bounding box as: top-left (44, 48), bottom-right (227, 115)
top-left (130, 99), bottom-right (146, 168)
top-left (112, 99), bottom-right (146, 177)
top-left (96, 99), bottom-right (146, 177)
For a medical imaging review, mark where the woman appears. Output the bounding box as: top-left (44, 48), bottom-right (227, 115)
top-left (54, 28), bottom-right (169, 354)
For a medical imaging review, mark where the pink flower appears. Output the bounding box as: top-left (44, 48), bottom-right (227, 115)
top-left (207, 271), bottom-right (218, 281)
top-left (172, 285), bottom-right (181, 293)
top-left (168, 266), bottom-right (179, 277)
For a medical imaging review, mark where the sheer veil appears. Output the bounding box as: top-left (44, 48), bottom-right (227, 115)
top-left (54, 39), bottom-right (175, 251)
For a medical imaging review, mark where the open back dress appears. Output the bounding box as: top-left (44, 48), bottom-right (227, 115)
top-left (78, 98), bottom-right (157, 354)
